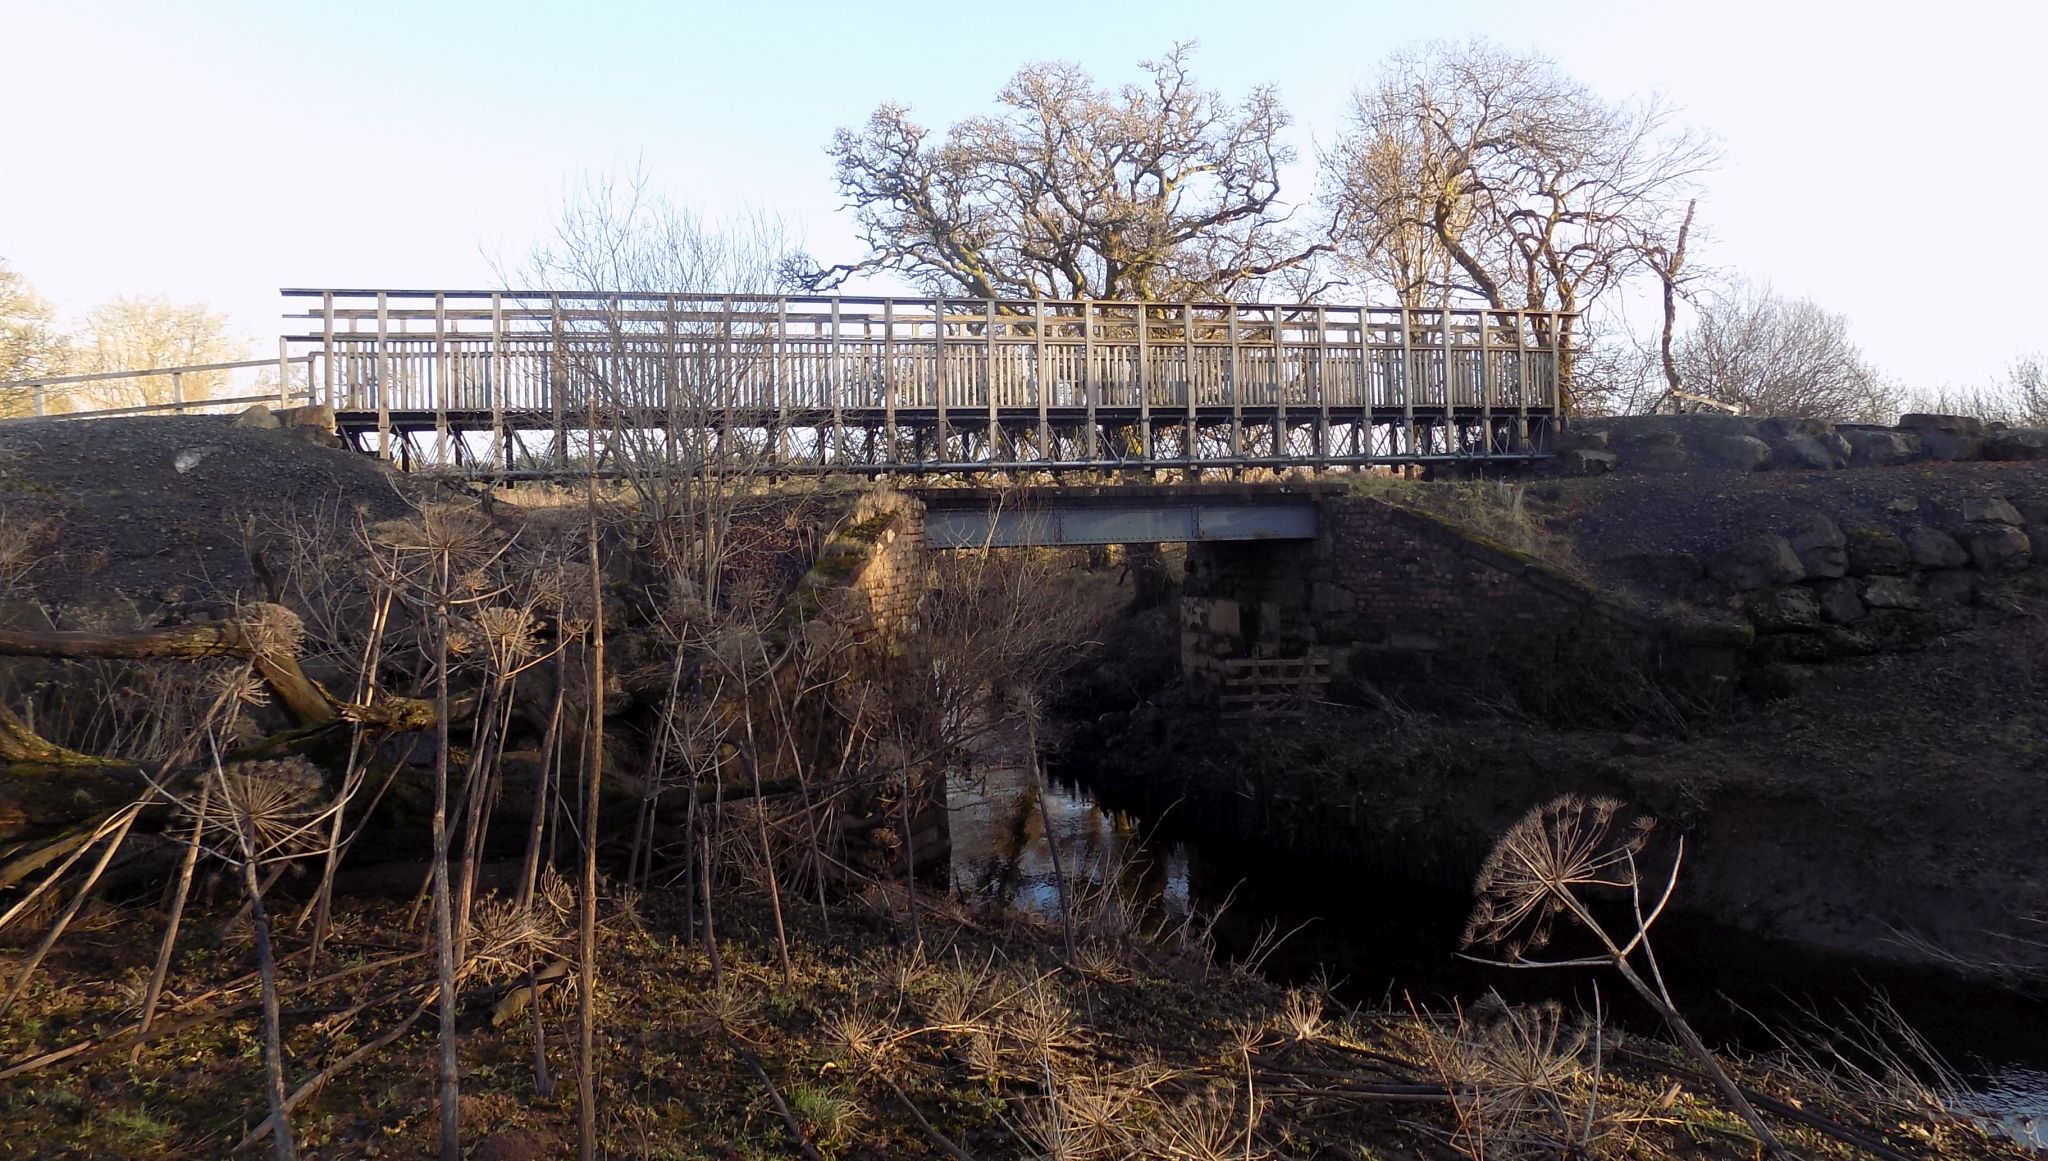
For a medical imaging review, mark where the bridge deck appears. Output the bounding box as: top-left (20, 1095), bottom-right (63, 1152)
top-left (288, 290), bottom-right (1568, 474)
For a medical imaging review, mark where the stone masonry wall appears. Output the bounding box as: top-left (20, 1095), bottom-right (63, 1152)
top-left (1184, 496), bottom-right (1655, 710)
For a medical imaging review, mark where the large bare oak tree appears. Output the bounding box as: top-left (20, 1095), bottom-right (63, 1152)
top-left (813, 43), bottom-right (1324, 302)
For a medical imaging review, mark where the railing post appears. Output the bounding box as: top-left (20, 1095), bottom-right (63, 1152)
top-left (172, 371), bottom-right (185, 415)
top-left (32, 384), bottom-right (45, 418)
top-left (1034, 298), bottom-right (1048, 460)
top-left (883, 299), bottom-right (898, 467)
top-left (1083, 299), bottom-right (1098, 462)
top-left (1182, 305), bottom-right (1197, 474)
top-left (1478, 310), bottom-right (1494, 455)
top-left (277, 336), bottom-right (291, 407)
top-left (375, 291), bottom-right (392, 461)
top-left (829, 297), bottom-right (843, 466)
top-left (1137, 301), bottom-right (1152, 471)
top-left (433, 291), bottom-right (450, 466)
top-left (1226, 305), bottom-right (1242, 461)
top-left (321, 290), bottom-right (335, 409)
top-left (1314, 304), bottom-right (1330, 465)
top-left (1399, 307), bottom-right (1417, 458)
top-left (984, 298), bottom-right (998, 467)
top-left (932, 295), bottom-right (947, 464)
top-left (490, 292), bottom-right (507, 472)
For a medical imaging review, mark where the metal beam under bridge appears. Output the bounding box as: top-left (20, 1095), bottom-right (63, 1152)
top-left (916, 485), bottom-right (1330, 548)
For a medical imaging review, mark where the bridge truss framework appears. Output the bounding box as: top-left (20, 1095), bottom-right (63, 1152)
top-left (279, 290), bottom-right (1567, 476)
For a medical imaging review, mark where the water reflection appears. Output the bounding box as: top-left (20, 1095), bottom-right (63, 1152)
top-left (948, 760), bottom-right (1190, 922)
top-left (1970, 1068), bottom-right (2048, 1151)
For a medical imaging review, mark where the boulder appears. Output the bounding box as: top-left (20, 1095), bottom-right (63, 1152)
top-left (1964, 524), bottom-right (2033, 574)
top-left (1860, 575), bottom-right (1922, 610)
top-left (1923, 569), bottom-right (1976, 607)
top-left (1982, 428), bottom-right (2048, 461)
top-left (1757, 416), bottom-right (1833, 440)
top-left (1785, 514), bottom-right (1847, 578)
top-left (1770, 435), bottom-right (1841, 471)
top-left (1898, 413), bottom-right (1987, 436)
top-left (1918, 431), bottom-right (1983, 461)
top-left (1700, 434), bottom-right (1773, 471)
top-left (1556, 427), bottom-right (1612, 451)
top-left (1844, 528), bottom-right (1912, 576)
top-left (1905, 526), bottom-right (1969, 569)
top-left (1746, 586), bottom-right (1822, 631)
top-left (1841, 428), bottom-right (1917, 467)
top-left (233, 403), bottom-right (281, 430)
top-left (290, 425), bottom-right (346, 450)
top-left (1708, 534), bottom-right (1806, 590)
top-left (1960, 497), bottom-right (2025, 526)
top-left (275, 403), bottom-right (337, 431)
top-left (1812, 577), bottom-right (1866, 624)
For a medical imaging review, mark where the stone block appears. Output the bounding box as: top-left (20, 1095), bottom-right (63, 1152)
top-left (1961, 497), bottom-right (2025, 526)
top-left (1860, 576), bottom-right (1922, 609)
top-left (1983, 428), bottom-right (2048, 461)
top-left (1786, 513), bottom-right (1847, 578)
top-left (1708, 534), bottom-right (1806, 590)
top-left (1746, 586), bottom-right (1821, 631)
top-left (1770, 435), bottom-right (1841, 471)
top-left (1841, 428), bottom-right (1916, 467)
top-left (1898, 413), bottom-right (1987, 436)
top-left (1918, 431), bottom-right (1983, 461)
top-left (1905, 526), bottom-right (1969, 569)
top-left (233, 403), bottom-right (280, 429)
top-left (275, 403), bottom-right (337, 430)
top-left (1701, 434), bottom-right (1773, 471)
top-left (1204, 599), bottom-right (1241, 636)
top-left (1812, 577), bottom-right (1866, 624)
top-left (1964, 524), bottom-right (2032, 574)
top-left (1845, 528), bottom-right (1912, 576)
top-left (1758, 416), bottom-right (1834, 440)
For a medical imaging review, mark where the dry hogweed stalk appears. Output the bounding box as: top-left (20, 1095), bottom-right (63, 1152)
top-left (1461, 795), bottom-right (1789, 1160)
top-left (186, 758), bottom-right (329, 861)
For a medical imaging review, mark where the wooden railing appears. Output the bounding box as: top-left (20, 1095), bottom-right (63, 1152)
top-left (283, 290), bottom-right (1567, 420)
top-left (0, 343), bottom-right (318, 420)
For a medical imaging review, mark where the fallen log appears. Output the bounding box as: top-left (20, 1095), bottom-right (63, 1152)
top-left (0, 606), bottom-right (335, 727)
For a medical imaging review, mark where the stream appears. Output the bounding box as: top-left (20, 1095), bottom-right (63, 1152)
top-left (948, 758), bottom-right (2048, 1151)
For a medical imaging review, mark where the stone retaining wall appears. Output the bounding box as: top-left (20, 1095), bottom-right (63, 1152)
top-left (1553, 412), bottom-right (2048, 477)
top-left (1183, 496), bottom-right (1657, 713)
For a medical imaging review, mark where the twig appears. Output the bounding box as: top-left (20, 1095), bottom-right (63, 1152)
top-left (735, 1041), bottom-right (828, 1161)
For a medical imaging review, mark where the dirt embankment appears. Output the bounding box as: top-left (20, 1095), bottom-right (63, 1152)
top-left (0, 416), bottom-right (423, 617)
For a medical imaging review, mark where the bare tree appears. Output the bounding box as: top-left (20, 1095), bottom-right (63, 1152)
top-left (0, 261), bottom-right (67, 394)
top-left (66, 295), bottom-right (245, 411)
top-left (814, 43), bottom-right (1324, 302)
top-left (1324, 41), bottom-right (1714, 403)
top-left (1909, 355), bottom-right (2048, 427)
top-left (1674, 280), bottom-right (1899, 421)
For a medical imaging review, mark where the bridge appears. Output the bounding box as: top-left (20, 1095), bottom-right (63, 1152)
top-left (4, 289), bottom-right (1568, 476)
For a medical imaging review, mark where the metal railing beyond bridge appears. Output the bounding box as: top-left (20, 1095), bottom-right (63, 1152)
top-left (286, 290), bottom-right (1567, 474)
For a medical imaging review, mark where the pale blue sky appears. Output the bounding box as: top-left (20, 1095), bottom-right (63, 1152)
top-left (3, 0), bottom-right (2040, 387)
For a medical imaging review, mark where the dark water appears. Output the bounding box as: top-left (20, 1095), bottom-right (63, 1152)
top-left (948, 760), bottom-right (2048, 1150)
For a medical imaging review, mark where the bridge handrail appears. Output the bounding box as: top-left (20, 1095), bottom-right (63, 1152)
top-left (0, 353), bottom-right (318, 420)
